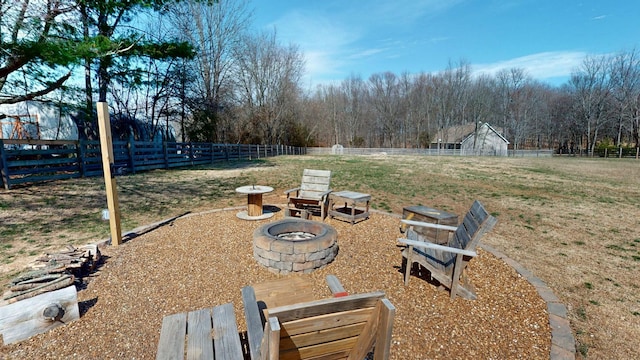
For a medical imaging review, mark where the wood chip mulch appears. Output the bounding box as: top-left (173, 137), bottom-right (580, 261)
top-left (0, 209), bottom-right (550, 359)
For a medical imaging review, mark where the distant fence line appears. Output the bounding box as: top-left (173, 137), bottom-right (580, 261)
top-left (306, 147), bottom-right (555, 157)
top-left (0, 139), bottom-right (305, 190)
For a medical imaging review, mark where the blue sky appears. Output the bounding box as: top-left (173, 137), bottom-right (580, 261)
top-left (251, 0), bottom-right (640, 88)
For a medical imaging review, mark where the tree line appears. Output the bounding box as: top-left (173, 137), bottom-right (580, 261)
top-left (1, 1), bottom-right (639, 156)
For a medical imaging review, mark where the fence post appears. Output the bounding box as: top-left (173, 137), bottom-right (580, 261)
top-left (210, 143), bottom-right (215, 165)
top-left (78, 140), bottom-right (86, 177)
top-left (0, 140), bottom-right (9, 190)
top-left (163, 142), bottom-right (169, 169)
top-left (128, 132), bottom-right (136, 174)
top-left (256, 144), bottom-right (260, 159)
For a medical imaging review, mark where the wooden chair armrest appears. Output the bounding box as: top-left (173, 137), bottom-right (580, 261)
top-left (401, 219), bottom-right (458, 232)
top-left (319, 189), bottom-right (332, 199)
top-left (284, 187), bottom-right (300, 197)
top-left (398, 238), bottom-right (477, 257)
top-left (241, 286), bottom-right (264, 360)
top-left (326, 275), bottom-right (348, 297)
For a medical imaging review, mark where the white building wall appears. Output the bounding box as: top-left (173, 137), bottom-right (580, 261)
top-left (460, 123), bottom-right (508, 156)
top-left (0, 101), bottom-right (78, 140)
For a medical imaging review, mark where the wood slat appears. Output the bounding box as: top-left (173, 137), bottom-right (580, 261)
top-left (253, 278), bottom-right (315, 309)
top-left (301, 352), bottom-right (350, 360)
top-left (212, 303), bottom-right (243, 360)
top-left (242, 286), bottom-right (264, 360)
top-left (325, 275), bottom-right (348, 297)
top-left (345, 299), bottom-right (396, 360)
top-left (372, 299), bottom-right (395, 360)
top-left (261, 317), bottom-right (280, 360)
top-left (280, 322), bottom-right (365, 351)
top-left (278, 308), bottom-right (372, 337)
top-left (156, 312), bottom-right (187, 360)
top-left (280, 336), bottom-right (358, 360)
top-left (186, 308), bottom-right (214, 360)
top-left (302, 169), bottom-right (331, 178)
top-left (267, 292), bottom-right (385, 323)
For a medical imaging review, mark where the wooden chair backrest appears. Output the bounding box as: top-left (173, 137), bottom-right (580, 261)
top-left (412, 200), bottom-right (496, 271)
top-left (431, 201), bottom-right (495, 267)
top-left (261, 292), bottom-right (394, 360)
top-left (449, 200), bottom-right (496, 251)
top-left (298, 169), bottom-right (331, 200)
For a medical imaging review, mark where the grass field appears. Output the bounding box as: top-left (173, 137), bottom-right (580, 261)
top-left (1, 155), bottom-right (639, 359)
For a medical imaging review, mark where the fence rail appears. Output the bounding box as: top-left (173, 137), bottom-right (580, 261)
top-left (0, 139), bottom-right (304, 189)
top-left (306, 147), bottom-right (555, 157)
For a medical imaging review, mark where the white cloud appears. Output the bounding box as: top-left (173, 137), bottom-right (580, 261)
top-left (369, 0), bottom-right (465, 24)
top-left (473, 51), bottom-right (588, 80)
top-left (347, 48), bottom-right (388, 60)
top-left (264, 1), bottom-right (465, 85)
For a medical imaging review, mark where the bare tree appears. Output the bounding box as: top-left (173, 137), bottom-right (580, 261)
top-left (433, 60), bottom-right (471, 146)
top-left (495, 68), bottom-right (531, 150)
top-left (467, 74), bottom-right (498, 148)
top-left (608, 49), bottom-right (640, 157)
top-left (169, 0), bottom-right (251, 142)
top-left (410, 72), bottom-right (437, 148)
top-left (340, 74), bottom-right (367, 147)
top-left (234, 29), bottom-right (304, 144)
top-left (368, 72), bottom-right (403, 147)
top-left (570, 55), bottom-right (612, 156)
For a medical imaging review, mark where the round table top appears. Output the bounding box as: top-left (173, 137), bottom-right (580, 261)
top-left (235, 185), bottom-right (274, 194)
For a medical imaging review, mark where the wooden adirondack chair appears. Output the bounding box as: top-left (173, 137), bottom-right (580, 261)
top-left (284, 169), bottom-right (332, 219)
top-left (242, 287), bottom-right (395, 360)
top-left (398, 200), bottom-right (497, 300)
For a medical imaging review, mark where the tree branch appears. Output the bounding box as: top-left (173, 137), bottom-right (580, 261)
top-left (0, 71), bottom-right (71, 105)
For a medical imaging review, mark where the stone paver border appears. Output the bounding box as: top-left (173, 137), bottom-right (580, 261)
top-left (481, 244), bottom-right (576, 360)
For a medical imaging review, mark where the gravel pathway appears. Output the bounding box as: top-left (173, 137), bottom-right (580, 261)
top-left (0, 209), bottom-right (550, 359)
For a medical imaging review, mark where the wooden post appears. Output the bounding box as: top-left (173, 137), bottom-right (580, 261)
top-left (0, 139), bottom-right (9, 190)
top-left (127, 132), bottom-right (136, 174)
top-left (97, 102), bottom-right (123, 246)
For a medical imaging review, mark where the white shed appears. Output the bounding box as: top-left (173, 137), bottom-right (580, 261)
top-left (460, 122), bottom-right (509, 156)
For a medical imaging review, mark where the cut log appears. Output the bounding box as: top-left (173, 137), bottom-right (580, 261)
top-left (5, 275), bottom-right (75, 303)
top-left (29, 244), bottom-right (102, 275)
top-left (0, 285), bottom-right (79, 345)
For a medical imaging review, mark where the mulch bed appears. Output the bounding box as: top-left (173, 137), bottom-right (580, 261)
top-left (0, 209), bottom-right (550, 359)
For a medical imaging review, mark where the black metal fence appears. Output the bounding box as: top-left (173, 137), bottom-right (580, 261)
top-left (0, 139), bottom-right (305, 189)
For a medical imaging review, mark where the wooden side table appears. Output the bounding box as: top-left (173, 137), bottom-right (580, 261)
top-left (402, 205), bottom-right (458, 244)
top-left (328, 191), bottom-right (371, 224)
top-left (235, 185), bottom-right (274, 220)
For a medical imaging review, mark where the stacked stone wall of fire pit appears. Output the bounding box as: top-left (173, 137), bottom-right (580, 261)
top-left (253, 219), bottom-right (339, 274)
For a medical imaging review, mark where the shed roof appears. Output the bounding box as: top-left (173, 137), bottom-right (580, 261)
top-left (432, 122), bottom-right (507, 144)
top-left (460, 122), bottom-right (510, 145)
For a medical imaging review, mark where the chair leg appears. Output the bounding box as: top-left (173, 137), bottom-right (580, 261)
top-left (404, 247), bottom-right (413, 285)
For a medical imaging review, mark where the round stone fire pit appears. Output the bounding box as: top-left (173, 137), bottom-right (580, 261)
top-left (253, 218), bottom-right (338, 274)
